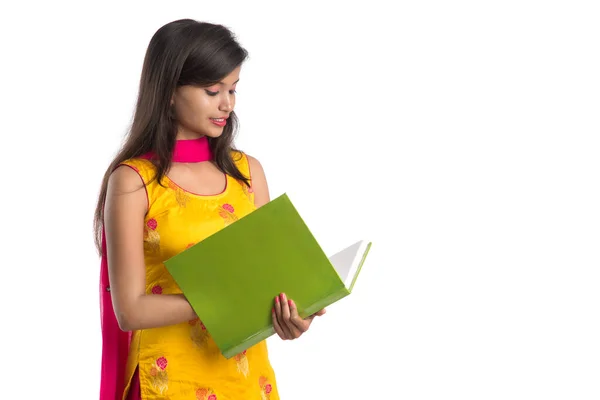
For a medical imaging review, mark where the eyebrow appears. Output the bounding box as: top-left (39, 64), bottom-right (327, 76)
top-left (217, 79), bottom-right (239, 86)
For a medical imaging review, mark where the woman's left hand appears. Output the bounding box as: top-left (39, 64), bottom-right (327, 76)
top-left (272, 292), bottom-right (326, 340)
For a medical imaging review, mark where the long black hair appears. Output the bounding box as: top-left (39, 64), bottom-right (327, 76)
top-left (94, 19), bottom-right (249, 254)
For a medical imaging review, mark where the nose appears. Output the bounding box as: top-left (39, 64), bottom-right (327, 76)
top-left (219, 95), bottom-right (233, 112)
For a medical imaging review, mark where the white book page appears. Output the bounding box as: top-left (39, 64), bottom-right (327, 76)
top-left (328, 240), bottom-right (368, 289)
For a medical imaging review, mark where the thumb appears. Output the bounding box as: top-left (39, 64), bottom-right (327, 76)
top-left (313, 308), bottom-right (327, 317)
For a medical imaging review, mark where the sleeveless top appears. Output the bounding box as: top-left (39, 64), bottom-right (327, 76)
top-left (119, 151), bottom-right (279, 400)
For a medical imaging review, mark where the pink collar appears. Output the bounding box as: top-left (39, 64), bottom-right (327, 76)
top-left (141, 136), bottom-right (213, 162)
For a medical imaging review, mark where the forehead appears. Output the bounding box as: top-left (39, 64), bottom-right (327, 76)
top-left (216, 66), bottom-right (241, 86)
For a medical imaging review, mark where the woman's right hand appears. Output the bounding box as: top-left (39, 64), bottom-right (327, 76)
top-left (271, 292), bottom-right (326, 340)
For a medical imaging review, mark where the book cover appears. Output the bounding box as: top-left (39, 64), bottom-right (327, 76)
top-left (163, 193), bottom-right (370, 358)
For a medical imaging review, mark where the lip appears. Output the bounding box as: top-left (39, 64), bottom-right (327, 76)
top-left (210, 117), bottom-right (228, 127)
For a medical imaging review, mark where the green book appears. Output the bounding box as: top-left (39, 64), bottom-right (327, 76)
top-left (163, 193), bottom-right (371, 359)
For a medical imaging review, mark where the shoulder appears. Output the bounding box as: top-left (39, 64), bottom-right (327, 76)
top-left (105, 159), bottom-right (151, 212)
top-left (246, 154), bottom-right (266, 179)
top-left (241, 153), bottom-right (270, 206)
top-left (107, 158), bottom-right (156, 194)
top-left (114, 158), bottom-right (157, 184)
top-left (230, 150), bottom-right (265, 179)
top-left (108, 162), bottom-right (147, 194)
top-left (119, 158), bottom-right (156, 177)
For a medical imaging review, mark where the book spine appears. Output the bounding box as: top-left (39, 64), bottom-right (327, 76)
top-left (222, 326), bottom-right (276, 359)
top-left (221, 288), bottom-right (351, 358)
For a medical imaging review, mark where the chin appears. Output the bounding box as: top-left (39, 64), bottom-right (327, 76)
top-left (203, 125), bottom-right (226, 138)
top-left (204, 130), bottom-right (224, 139)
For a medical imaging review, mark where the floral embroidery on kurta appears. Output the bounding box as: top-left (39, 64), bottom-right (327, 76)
top-left (235, 350), bottom-right (249, 377)
top-left (167, 180), bottom-right (189, 207)
top-left (151, 285), bottom-right (162, 294)
top-left (196, 388), bottom-right (218, 400)
top-left (149, 356), bottom-right (169, 394)
top-left (189, 318), bottom-right (209, 348)
top-left (259, 376), bottom-right (273, 400)
top-left (144, 218), bottom-right (160, 254)
top-left (219, 203), bottom-right (238, 226)
top-left (241, 182), bottom-right (254, 201)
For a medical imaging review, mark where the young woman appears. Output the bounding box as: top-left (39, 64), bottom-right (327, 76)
top-left (93, 19), bottom-right (325, 400)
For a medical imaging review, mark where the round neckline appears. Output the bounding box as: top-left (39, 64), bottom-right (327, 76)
top-left (162, 173), bottom-right (230, 199)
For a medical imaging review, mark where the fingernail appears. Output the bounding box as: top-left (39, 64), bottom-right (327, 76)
top-left (275, 296), bottom-right (279, 304)
top-left (272, 307), bottom-right (275, 313)
top-left (288, 299), bottom-right (293, 306)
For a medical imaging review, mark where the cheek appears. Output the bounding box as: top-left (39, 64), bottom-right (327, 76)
top-left (194, 96), bottom-right (213, 114)
top-left (175, 96), bottom-right (212, 120)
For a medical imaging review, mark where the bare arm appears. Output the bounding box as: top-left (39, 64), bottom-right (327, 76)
top-left (104, 165), bottom-right (197, 331)
top-left (247, 155), bottom-right (270, 207)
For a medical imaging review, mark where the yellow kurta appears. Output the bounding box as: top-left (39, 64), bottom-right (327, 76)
top-left (119, 151), bottom-right (279, 400)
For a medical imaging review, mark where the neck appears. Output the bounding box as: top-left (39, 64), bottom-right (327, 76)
top-left (140, 136), bottom-right (213, 163)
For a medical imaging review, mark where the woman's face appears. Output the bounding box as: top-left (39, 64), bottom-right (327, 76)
top-left (172, 66), bottom-right (241, 139)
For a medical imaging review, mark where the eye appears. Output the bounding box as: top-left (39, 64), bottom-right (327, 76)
top-left (229, 89), bottom-right (237, 95)
top-left (205, 90), bottom-right (219, 96)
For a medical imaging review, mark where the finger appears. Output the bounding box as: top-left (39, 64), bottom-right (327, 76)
top-left (288, 299), bottom-right (309, 334)
top-left (280, 293), bottom-right (302, 339)
top-left (273, 295), bottom-right (288, 339)
top-left (314, 308), bottom-right (327, 316)
top-left (280, 293), bottom-right (291, 321)
top-left (275, 294), bottom-right (292, 339)
top-left (274, 294), bottom-right (282, 319)
top-left (272, 307), bottom-right (286, 339)
top-left (308, 308), bottom-right (326, 319)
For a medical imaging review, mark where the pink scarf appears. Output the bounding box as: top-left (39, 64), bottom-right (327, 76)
top-left (99, 136), bottom-right (213, 399)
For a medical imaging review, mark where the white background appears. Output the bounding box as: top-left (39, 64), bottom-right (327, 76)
top-left (1, 1), bottom-right (599, 399)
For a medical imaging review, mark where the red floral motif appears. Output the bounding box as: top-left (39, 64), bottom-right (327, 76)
top-left (219, 203), bottom-right (238, 226)
top-left (156, 356), bottom-right (168, 370)
top-left (241, 182), bottom-right (254, 201)
top-left (196, 388), bottom-right (217, 400)
top-left (259, 376), bottom-right (273, 399)
top-left (190, 319), bottom-right (209, 348)
top-left (151, 285), bottom-right (163, 294)
top-left (149, 357), bottom-right (169, 394)
top-left (144, 218), bottom-right (160, 254)
top-left (188, 318), bottom-right (206, 329)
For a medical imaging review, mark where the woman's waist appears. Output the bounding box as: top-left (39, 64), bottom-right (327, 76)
top-left (132, 323), bottom-right (269, 359)
top-left (136, 319), bottom-right (209, 342)
top-left (133, 322), bottom-right (225, 365)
